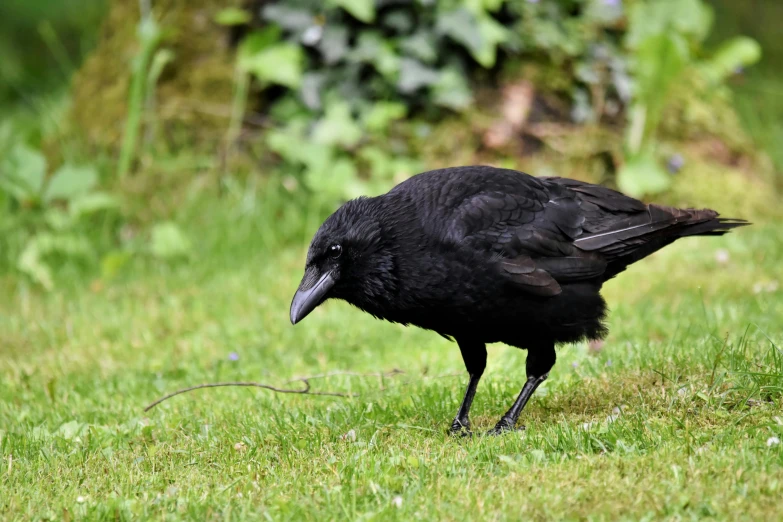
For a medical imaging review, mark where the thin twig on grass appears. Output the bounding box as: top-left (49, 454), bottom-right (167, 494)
top-left (143, 370), bottom-right (406, 412)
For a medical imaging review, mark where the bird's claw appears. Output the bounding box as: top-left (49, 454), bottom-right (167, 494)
top-left (486, 417), bottom-right (525, 436)
top-left (449, 418), bottom-right (472, 437)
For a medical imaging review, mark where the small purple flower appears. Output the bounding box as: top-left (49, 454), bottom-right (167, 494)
top-left (606, 360), bottom-right (613, 367)
top-left (667, 153), bottom-right (685, 174)
top-left (571, 362), bottom-right (579, 368)
top-left (228, 352), bottom-right (240, 361)
top-left (604, 0), bottom-right (621, 6)
top-left (734, 66), bottom-right (745, 76)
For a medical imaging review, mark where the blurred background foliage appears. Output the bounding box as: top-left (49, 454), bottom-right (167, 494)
top-left (0, 0), bottom-right (780, 290)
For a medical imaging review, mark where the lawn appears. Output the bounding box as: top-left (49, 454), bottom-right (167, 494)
top-left (1, 198), bottom-right (782, 520)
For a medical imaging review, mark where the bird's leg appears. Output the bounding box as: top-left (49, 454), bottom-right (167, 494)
top-left (449, 338), bottom-right (487, 435)
top-left (489, 343), bottom-right (556, 435)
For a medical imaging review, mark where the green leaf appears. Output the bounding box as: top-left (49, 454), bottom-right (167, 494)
top-left (358, 147), bottom-right (421, 183)
top-left (382, 10), bottom-right (413, 32)
top-left (397, 58), bottom-right (440, 93)
top-left (437, 9), bottom-right (508, 68)
top-left (44, 209), bottom-right (74, 231)
top-left (239, 42), bottom-right (304, 88)
top-left (56, 421), bottom-right (85, 441)
top-left (147, 49), bottom-right (175, 92)
top-left (18, 239), bottom-right (53, 290)
top-left (329, 0), bottom-right (376, 23)
top-left (399, 31), bottom-right (438, 64)
top-left (436, 9), bottom-right (483, 59)
top-left (362, 102), bottom-right (407, 133)
top-left (150, 222), bottom-right (192, 260)
top-left (626, 0), bottom-right (713, 49)
top-left (312, 102), bottom-right (363, 148)
top-left (214, 7), bottom-right (252, 26)
top-left (349, 32), bottom-right (400, 77)
top-left (261, 5), bottom-right (314, 32)
top-left (17, 233), bottom-right (93, 289)
top-left (101, 251), bottom-right (131, 280)
top-left (300, 72), bottom-right (327, 110)
top-left (0, 143), bottom-right (47, 202)
top-left (473, 14), bottom-right (509, 68)
top-left (699, 37), bottom-right (762, 83)
top-left (318, 26), bottom-right (349, 65)
top-left (239, 27), bottom-right (282, 56)
top-left (304, 155), bottom-right (360, 200)
top-left (616, 151), bottom-right (671, 197)
top-left (629, 33), bottom-right (688, 152)
top-left (266, 120), bottom-right (311, 165)
top-left (433, 68), bottom-right (473, 110)
top-left (44, 164), bottom-right (98, 203)
top-left (69, 192), bottom-right (120, 219)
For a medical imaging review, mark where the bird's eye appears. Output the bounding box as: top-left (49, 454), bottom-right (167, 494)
top-left (328, 244), bottom-right (343, 259)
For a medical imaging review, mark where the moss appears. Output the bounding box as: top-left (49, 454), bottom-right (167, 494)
top-left (663, 156), bottom-right (780, 221)
top-left (661, 74), bottom-right (756, 155)
top-left (69, 0), bottom-right (243, 152)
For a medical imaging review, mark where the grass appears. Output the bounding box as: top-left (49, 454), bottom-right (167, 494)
top-left (1, 192), bottom-right (782, 521)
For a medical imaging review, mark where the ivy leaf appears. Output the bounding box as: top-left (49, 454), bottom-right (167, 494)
top-left (238, 27), bottom-right (282, 56)
top-left (433, 68), bottom-right (473, 110)
top-left (399, 31), bottom-right (438, 64)
top-left (436, 9), bottom-right (508, 67)
top-left (318, 26), bottom-right (349, 64)
top-left (436, 9), bottom-right (483, 58)
top-left (237, 27), bottom-right (304, 88)
top-left (305, 156), bottom-right (361, 200)
top-left (397, 58), bottom-right (440, 93)
top-left (473, 14), bottom-right (509, 68)
top-left (382, 10), bottom-right (413, 32)
top-left (329, 0), bottom-right (376, 23)
top-left (350, 32), bottom-right (400, 77)
top-left (239, 40), bottom-right (304, 88)
top-left (300, 72), bottom-right (327, 110)
top-left (362, 102), bottom-right (407, 133)
top-left (261, 5), bottom-right (314, 32)
top-left (312, 101), bottom-right (363, 148)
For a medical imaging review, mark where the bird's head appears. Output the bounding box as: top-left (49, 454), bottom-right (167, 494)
top-left (290, 197), bottom-right (396, 324)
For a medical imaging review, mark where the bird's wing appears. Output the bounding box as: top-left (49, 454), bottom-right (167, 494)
top-left (445, 173), bottom-right (606, 296)
top-left (419, 166), bottom-right (733, 296)
top-left (543, 177), bottom-right (744, 278)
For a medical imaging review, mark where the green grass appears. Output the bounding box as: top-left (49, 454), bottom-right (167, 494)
top-left (1, 198), bottom-right (782, 520)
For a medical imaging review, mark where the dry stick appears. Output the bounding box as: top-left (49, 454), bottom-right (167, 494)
top-left (144, 379), bottom-right (355, 412)
top-left (143, 369), bottom-right (463, 412)
top-left (143, 370), bottom-right (407, 412)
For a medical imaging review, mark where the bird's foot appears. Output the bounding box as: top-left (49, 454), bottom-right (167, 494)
top-left (486, 417), bottom-right (525, 436)
top-left (448, 417), bottom-right (472, 437)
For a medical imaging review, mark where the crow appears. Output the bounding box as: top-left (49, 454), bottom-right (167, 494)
top-left (290, 166), bottom-right (748, 435)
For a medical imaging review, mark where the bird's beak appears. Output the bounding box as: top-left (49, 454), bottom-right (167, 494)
top-left (290, 270), bottom-right (336, 325)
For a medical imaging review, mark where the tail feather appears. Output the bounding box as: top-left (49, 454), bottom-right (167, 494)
top-left (677, 216), bottom-right (751, 237)
top-left (581, 204), bottom-right (750, 279)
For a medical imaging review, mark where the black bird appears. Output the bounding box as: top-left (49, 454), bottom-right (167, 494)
top-left (290, 166), bottom-right (747, 435)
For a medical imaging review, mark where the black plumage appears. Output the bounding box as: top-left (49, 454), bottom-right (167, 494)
top-left (290, 166), bottom-right (748, 434)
